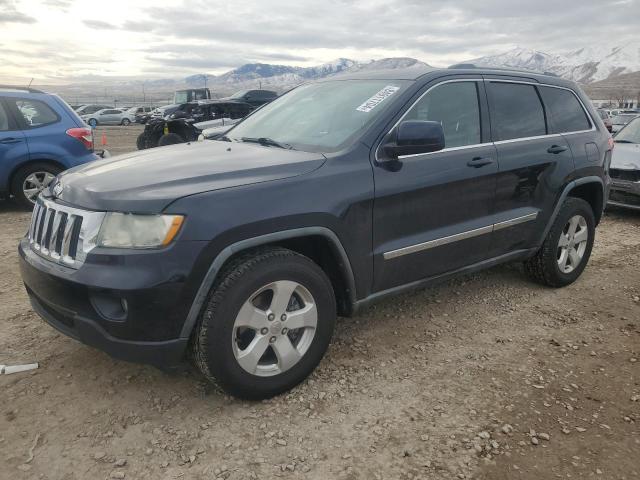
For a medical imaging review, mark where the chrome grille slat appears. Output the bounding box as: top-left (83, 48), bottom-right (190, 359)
top-left (61, 214), bottom-right (76, 262)
top-left (42, 209), bottom-right (56, 254)
top-left (49, 211), bottom-right (63, 258)
top-left (26, 198), bottom-right (105, 269)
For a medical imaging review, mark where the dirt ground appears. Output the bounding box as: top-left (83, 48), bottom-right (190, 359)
top-left (94, 125), bottom-right (144, 156)
top-left (0, 130), bottom-right (638, 479)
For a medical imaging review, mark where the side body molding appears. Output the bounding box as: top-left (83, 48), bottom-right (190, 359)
top-left (179, 227), bottom-right (357, 339)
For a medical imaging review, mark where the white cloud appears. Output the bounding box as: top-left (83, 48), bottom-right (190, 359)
top-left (1, 0), bottom-right (638, 83)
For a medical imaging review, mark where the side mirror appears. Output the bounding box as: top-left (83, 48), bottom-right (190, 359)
top-left (382, 120), bottom-right (445, 160)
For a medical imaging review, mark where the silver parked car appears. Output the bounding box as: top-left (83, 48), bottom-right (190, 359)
top-left (80, 108), bottom-right (135, 127)
top-left (608, 116), bottom-right (640, 211)
top-left (611, 113), bottom-right (639, 134)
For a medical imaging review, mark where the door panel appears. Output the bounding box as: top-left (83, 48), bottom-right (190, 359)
top-left (372, 79), bottom-right (498, 293)
top-left (0, 98), bottom-right (29, 192)
top-left (373, 144), bottom-right (499, 291)
top-left (490, 136), bottom-right (574, 255)
top-left (485, 79), bottom-right (576, 256)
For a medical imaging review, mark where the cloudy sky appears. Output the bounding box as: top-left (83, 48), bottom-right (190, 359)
top-left (1, 0), bottom-right (638, 83)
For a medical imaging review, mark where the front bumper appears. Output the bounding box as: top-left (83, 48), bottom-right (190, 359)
top-left (608, 176), bottom-right (640, 211)
top-left (19, 237), bottom-right (205, 367)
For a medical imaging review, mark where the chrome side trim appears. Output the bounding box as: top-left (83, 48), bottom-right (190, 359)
top-left (493, 212), bottom-right (539, 231)
top-left (383, 225), bottom-right (493, 260)
top-left (397, 142), bottom-right (494, 160)
top-left (383, 212), bottom-right (539, 260)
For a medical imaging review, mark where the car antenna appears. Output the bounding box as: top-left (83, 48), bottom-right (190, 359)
top-left (27, 77), bottom-right (34, 88)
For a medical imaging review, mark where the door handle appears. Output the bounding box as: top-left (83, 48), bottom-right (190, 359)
top-left (467, 157), bottom-right (494, 168)
top-left (0, 137), bottom-right (22, 144)
top-left (547, 145), bottom-right (568, 154)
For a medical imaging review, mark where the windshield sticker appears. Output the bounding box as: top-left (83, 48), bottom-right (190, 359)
top-left (356, 86), bottom-right (400, 113)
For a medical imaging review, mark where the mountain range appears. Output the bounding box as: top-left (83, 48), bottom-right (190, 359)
top-left (45, 44), bottom-right (640, 104)
top-left (178, 43), bottom-right (640, 93)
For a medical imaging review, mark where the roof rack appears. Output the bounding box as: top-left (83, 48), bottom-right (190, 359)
top-left (0, 85), bottom-right (45, 94)
top-left (448, 64), bottom-right (560, 78)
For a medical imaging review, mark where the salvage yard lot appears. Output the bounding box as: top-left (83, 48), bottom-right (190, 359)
top-left (0, 132), bottom-right (638, 479)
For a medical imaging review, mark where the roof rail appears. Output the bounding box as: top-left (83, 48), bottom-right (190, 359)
top-left (542, 71), bottom-right (559, 77)
top-left (0, 85), bottom-right (45, 94)
top-left (448, 63), bottom-right (477, 69)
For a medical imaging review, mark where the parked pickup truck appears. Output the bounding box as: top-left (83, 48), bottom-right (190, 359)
top-left (19, 66), bottom-right (611, 399)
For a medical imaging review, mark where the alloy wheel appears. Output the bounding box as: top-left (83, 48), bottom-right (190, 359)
top-left (232, 280), bottom-right (317, 377)
top-left (557, 214), bottom-right (588, 274)
top-left (22, 171), bottom-right (56, 204)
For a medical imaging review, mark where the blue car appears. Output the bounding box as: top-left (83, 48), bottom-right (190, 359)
top-left (0, 86), bottom-right (98, 207)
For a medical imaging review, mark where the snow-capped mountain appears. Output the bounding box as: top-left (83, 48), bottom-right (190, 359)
top-left (469, 42), bottom-right (640, 83)
top-left (193, 57), bottom-right (430, 93)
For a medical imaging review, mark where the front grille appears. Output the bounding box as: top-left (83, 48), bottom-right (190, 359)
top-left (29, 202), bottom-right (83, 265)
top-left (27, 198), bottom-right (105, 268)
top-left (610, 168), bottom-right (640, 182)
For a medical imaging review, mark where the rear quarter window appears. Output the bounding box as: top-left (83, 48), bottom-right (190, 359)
top-left (488, 82), bottom-right (546, 141)
top-left (11, 98), bottom-right (59, 128)
top-left (539, 86), bottom-right (591, 133)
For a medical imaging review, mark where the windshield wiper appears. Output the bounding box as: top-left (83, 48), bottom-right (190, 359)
top-left (240, 137), bottom-right (294, 150)
top-left (614, 139), bottom-right (636, 144)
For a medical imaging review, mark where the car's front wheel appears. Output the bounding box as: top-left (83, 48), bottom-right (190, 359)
top-left (191, 247), bottom-right (336, 399)
top-left (524, 197), bottom-right (595, 287)
top-left (11, 163), bottom-right (62, 208)
top-left (88, 118), bottom-right (98, 127)
top-left (121, 118), bottom-right (131, 126)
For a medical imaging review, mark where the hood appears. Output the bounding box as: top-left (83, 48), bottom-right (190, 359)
top-left (51, 140), bottom-right (326, 212)
top-left (611, 143), bottom-right (640, 170)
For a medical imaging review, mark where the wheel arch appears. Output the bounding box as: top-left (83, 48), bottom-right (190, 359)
top-left (8, 159), bottom-right (66, 195)
top-left (179, 227), bottom-right (357, 339)
top-left (537, 176), bottom-right (604, 246)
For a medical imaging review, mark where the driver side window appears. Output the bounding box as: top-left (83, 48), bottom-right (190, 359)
top-left (404, 82), bottom-right (481, 149)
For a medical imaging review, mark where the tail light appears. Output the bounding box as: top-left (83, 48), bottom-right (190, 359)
top-left (608, 136), bottom-right (615, 150)
top-left (66, 127), bottom-right (94, 150)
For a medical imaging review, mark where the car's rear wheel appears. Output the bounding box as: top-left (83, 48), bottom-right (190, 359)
top-left (11, 163), bottom-right (62, 208)
top-left (121, 118), bottom-right (131, 126)
top-left (524, 197), bottom-right (595, 287)
top-left (191, 247), bottom-right (336, 399)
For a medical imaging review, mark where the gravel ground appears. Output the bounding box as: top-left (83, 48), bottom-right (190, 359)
top-left (0, 133), bottom-right (638, 479)
top-left (94, 125), bottom-right (144, 156)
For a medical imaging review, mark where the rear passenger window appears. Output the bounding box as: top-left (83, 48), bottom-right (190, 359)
top-left (538, 86), bottom-right (591, 133)
top-left (12, 99), bottom-right (58, 128)
top-left (404, 82), bottom-right (481, 148)
top-left (488, 83), bottom-right (546, 141)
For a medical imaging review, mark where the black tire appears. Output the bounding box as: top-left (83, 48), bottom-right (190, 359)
top-left (157, 133), bottom-right (184, 147)
top-left (136, 132), bottom-right (147, 150)
top-left (11, 163), bottom-right (62, 209)
top-left (121, 118), bottom-right (131, 126)
top-left (88, 118), bottom-right (98, 127)
top-left (191, 247), bottom-right (337, 400)
top-left (524, 197), bottom-right (595, 287)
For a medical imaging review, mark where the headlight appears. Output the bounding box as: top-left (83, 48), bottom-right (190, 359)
top-left (97, 213), bottom-right (184, 248)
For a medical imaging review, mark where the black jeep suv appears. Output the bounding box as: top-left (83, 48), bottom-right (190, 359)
top-left (19, 66), bottom-right (611, 399)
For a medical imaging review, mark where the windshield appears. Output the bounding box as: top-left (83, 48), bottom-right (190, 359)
top-left (226, 80), bottom-right (410, 152)
top-left (612, 114), bottom-right (637, 124)
top-left (615, 117), bottom-right (640, 143)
